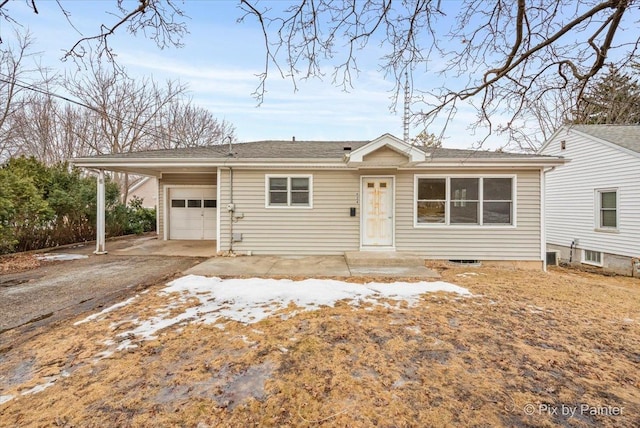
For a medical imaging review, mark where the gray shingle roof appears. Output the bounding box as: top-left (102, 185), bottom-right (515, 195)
top-left (570, 124), bottom-right (640, 153)
top-left (88, 140), bottom-right (371, 159)
top-left (81, 140), bottom-right (554, 161)
top-left (428, 147), bottom-right (545, 159)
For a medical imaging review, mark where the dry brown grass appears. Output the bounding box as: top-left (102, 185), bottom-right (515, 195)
top-left (0, 253), bottom-right (41, 274)
top-left (1, 265), bottom-right (639, 427)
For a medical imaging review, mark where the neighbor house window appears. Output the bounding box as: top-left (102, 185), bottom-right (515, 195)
top-left (583, 249), bottom-right (602, 266)
top-left (597, 189), bottom-right (617, 230)
top-left (266, 175), bottom-right (312, 207)
top-left (415, 176), bottom-right (514, 226)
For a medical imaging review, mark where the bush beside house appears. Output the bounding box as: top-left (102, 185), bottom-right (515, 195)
top-left (0, 157), bottom-right (155, 254)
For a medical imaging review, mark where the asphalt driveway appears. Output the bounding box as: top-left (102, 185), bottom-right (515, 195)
top-left (0, 239), bottom-right (203, 348)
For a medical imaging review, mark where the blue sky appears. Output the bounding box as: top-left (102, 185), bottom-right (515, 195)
top-left (2, 0), bottom-right (615, 149)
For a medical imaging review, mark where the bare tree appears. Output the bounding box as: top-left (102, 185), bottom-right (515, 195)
top-left (0, 0), bottom-right (188, 62)
top-left (63, 60), bottom-right (187, 200)
top-left (10, 92), bottom-right (96, 164)
top-left (0, 31), bottom-right (43, 161)
top-left (238, 0), bottom-right (640, 147)
top-left (155, 100), bottom-right (236, 149)
top-left (64, 60), bottom-right (186, 153)
top-left (411, 130), bottom-right (442, 148)
top-left (3, 1), bottom-right (639, 148)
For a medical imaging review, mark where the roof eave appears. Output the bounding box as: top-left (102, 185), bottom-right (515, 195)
top-left (410, 157), bottom-right (566, 168)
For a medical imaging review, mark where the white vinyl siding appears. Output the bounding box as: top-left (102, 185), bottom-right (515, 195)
top-left (362, 146), bottom-right (410, 165)
top-left (397, 169), bottom-right (541, 260)
top-left (541, 130), bottom-right (640, 258)
top-left (218, 168), bottom-right (542, 260)
top-left (219, 169), bottom-right (360, 255)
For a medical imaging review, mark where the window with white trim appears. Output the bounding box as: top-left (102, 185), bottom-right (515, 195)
top-left (596, 189), bottom-right (617, 230)
top-left (582, 249), bottom-right (602, 266)
top-left (416, 176), bottom-right (514, 226)
top-left (266, 175), bottom-right (312, 207)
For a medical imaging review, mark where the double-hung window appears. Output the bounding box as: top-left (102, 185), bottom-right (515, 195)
top-left (266, 175), bottom-right (312, 207)
top-left (596, 189), bottom-right (617, 230)
top-left (415, 176), bottom-right (514, 226)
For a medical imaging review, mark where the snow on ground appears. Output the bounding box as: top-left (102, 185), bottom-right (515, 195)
top-left (74, 296), bottom-right (139, 325)
top-left (88, 275), bottom-right (472, 347)
top-left (3, 276), bottom-right (470, 404)
top-left (35, 253), bottom-right (89, 262)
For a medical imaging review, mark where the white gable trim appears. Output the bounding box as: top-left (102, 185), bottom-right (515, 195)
top-left (346, 133), bottom-right (427, 163)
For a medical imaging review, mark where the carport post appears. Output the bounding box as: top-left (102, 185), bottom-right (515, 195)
top-left (95, 169), bottom-right (107, 254)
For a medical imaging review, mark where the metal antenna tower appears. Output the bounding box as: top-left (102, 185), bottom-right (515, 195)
top-left (403, 72), bottom-right (410, 143)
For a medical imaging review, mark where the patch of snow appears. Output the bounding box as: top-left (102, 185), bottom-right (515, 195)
top-left (74, 296), bottom-right (138, 325)
top-left (0, 395), bottom-right (14, 405)
top-left (85, 276), bottom-right (470, 355)
top-left (36, 253), bottom-right (88, 262)
top-left (20, 377), bottom-right (57, 395)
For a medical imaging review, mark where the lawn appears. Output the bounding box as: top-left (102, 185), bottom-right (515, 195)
top-left (0, 264), bottom-right (638, 427)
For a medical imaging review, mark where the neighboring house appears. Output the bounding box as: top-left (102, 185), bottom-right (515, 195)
top-left (126, 176), bottom-right (158, 209)
top-left (539, 124), bottom-right (640, 276)
top-left (74, 134), bottom-right (564, 269)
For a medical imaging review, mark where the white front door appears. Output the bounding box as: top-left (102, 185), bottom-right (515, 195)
top-left (362, 177), bottom-right (394, 247)
top-left (169, 187), bottom-right (217, 240)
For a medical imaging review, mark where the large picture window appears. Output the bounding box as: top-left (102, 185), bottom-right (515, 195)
top-left (415, 176), bottom-right (514, 226)
top-left (266, 175), bottom-right (312, 207)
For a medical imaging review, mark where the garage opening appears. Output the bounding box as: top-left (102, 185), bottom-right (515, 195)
top-left (169, 187), bottom-right (217, 240)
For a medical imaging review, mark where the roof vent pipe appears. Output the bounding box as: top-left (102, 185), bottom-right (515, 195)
top-left (226, 135), bottom-right (233, 156)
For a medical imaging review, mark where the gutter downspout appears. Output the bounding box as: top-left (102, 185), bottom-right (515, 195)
top-left (229, 167), bottom-right (234, 254)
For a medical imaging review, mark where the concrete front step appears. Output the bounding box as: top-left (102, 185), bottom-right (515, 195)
top-left (344, 251), bottom-right (428, 267)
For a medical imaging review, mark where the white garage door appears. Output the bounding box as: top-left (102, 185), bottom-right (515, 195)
top-left (169, 187), bottom-right (217, 240)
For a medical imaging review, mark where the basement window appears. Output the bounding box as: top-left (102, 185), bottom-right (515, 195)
top-left (582, 249), bottom-right (603, 267)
